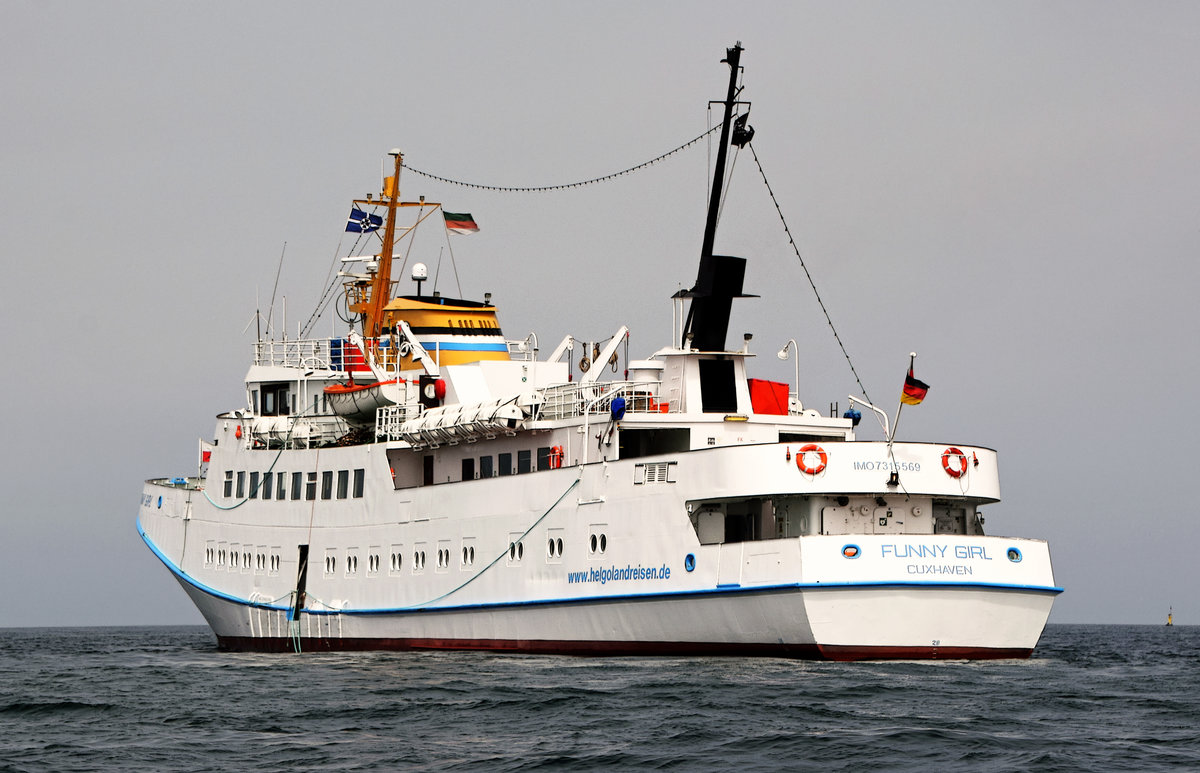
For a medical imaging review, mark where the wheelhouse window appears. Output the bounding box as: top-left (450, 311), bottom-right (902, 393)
top-left (260, 382), bottom-right (290, 416)
top-left (306, 472), bottom-right (317, 500)
top-left (291, 472), bottom-right (303, 500)
top-left (336, 469), bottom-right (349, 499)
top-left (321, 470), bottom-right (333, 499)
top-left (353, 468), bottom-right (365, 498)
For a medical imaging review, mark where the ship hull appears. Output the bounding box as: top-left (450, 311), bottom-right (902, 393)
top-left (140, 439), bottom-right (1059, 662)
top-left (174, 573), bottom-right (1046, 657)
top-left (157, 538), bottom-right (1054, 660)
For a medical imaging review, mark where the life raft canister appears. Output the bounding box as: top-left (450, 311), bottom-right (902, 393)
top-left (548, 446), bottom-right (564, 469)
top-left (796, 444), bottom-right (828, 476)
top-left (942, 447), bottom-right (968, 478)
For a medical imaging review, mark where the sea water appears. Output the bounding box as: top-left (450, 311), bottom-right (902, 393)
top-left (1, 625), bottom-right (1197, 772)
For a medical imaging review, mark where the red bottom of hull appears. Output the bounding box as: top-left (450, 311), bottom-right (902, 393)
top-left (216, 635), bottom-right (1032, 661)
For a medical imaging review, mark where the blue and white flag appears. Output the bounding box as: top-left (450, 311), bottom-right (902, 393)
top-left (346, 207), bottom-right (383, 233)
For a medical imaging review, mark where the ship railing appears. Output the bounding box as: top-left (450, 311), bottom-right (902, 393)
top-left (375, 402), bottom-right (425, 441)
top-left (534, 380), bottom-right (669, 421)
top-left (252, 338), bottom-right (339, 370)
top-left (252, 336), bottom-right (408, 376)
top-left (148, 476), bottom-right (203, 491)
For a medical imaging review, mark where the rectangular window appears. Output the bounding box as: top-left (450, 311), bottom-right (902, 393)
top-left (261, 383), bottom-right (291, 416)
top-left (480, 456), bottom-right (493, 478)
top-left (517, 450), bottom-right (532, 474)
top-left (336, 469), bottom-right (349, 499)
top-left (236, 471), bottom-right (245, 498)
top-left (306, 472), bottom-right (317, 500)
top-left (249, 471), bottom-right (260, 499)
top-left (321, 470), bottom-right (333, 499)
top-left (353, 468), bottom-right (365, 498)
top-left (461, 457), bottom-right (475, 481)
top-left (423, 456), bottom-right (434, 486)
top-left (223, 470), bottom-right (233, 498)
top-left (537, 447), bottom-right (551, 471)
top-left (261, 470), bottom-right (273, 500)
top-left (277, 472), bottom-right (287, 500)
top-left (499, 452), bottom-right (513, 476)
top-left (291, 472), bottom-right (303, 500)
top-left (251, 389), bottom-right (259, 414)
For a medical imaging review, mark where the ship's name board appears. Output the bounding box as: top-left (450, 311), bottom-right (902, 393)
top-left (880, 544), bottom-right (991, 560)
top-left (880, 543), bottom-right (991, 577)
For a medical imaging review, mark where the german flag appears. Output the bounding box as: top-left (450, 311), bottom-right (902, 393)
top-left (443, 211), bottom-right (479, 234)
top-left (901, 367), bottom-right (929, 405)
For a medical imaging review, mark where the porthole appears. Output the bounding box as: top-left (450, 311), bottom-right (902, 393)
top-left (599, 534), bottom-right (606, 552)
top-left (518, 542), bottom-right (524, 560)
top-left (590, 534), bottom-right (597, 553)
top-left (469, 546), bottom-right (475, 563)
top-left (509, 543), bottom-right (516, 560)
top-left (548, 538), bottom-right (556, 557)
top-left (556, 538), bottom-right (564, 556)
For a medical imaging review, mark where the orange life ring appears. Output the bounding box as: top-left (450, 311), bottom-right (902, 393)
top-left (942, 447), bottom-right (968, 478)
top-left (548, 446), bottom-right (564, 470)
top-left (796, 444), bottom-right (828, 475)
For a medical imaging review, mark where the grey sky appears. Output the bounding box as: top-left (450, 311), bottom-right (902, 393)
top-left (2, 1), bottom-right (1197, 627)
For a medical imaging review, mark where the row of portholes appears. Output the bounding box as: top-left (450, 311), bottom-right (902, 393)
top-left (287, 532), bottom-right (612, 578)
top-left (206, 547), bottom-right (280, 573)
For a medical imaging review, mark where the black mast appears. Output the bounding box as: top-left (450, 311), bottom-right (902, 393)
top-left (681, 43), bottom-right (754, 352)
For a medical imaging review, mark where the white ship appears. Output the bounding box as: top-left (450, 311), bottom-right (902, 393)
top-left (138, 45), bottom-right (1060, 659)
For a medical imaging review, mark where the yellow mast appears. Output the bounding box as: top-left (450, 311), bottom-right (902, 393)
top-left (346, 149), bottom-right (441, 340)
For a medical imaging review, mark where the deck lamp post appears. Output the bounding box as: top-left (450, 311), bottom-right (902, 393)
top-left (777, 339), bottom-right (799, 411)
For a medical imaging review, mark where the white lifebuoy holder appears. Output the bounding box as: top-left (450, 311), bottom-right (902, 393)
top-left (942, 447), bottom-right (968, 478)
top-left (796, 444), bottom-right (828, 476)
